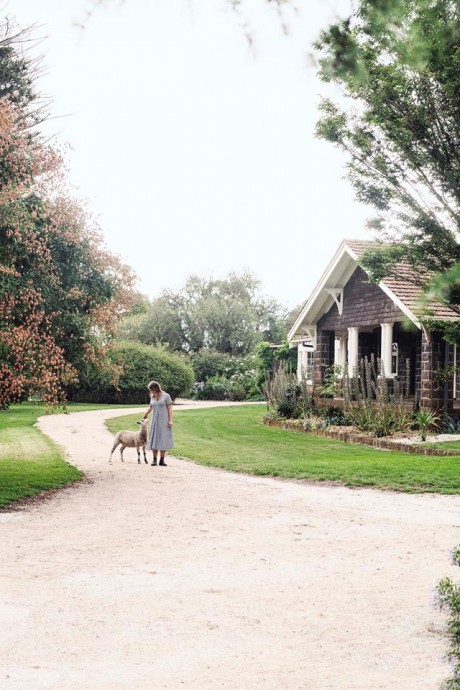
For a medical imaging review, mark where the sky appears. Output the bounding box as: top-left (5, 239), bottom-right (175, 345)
top-left (10, 0), bottom-right (370, 310)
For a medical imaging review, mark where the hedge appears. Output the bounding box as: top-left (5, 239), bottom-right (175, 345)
top-left (67, 341), bottom-right (195, 404)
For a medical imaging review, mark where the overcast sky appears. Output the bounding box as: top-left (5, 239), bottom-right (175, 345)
top-left (10, 0), bottom-right (369, 309)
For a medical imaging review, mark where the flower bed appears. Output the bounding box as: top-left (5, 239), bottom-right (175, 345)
top-left (262, 416), bottom-right (460, 457)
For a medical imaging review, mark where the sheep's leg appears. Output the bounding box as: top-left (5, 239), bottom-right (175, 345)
top-left (142, 446), bottom-right (148, 464)
top-left (137, 447), bottom-right (141, 464)
top-left (109, 440), bottom-right (120, 463)
top-left (120, 446), bottom-right (125, 462)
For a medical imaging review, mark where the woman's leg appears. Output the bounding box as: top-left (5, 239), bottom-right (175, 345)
top-left (151, 448), bottom-right (158, 466)
top-left (159, 451), bottom-right (167, 466)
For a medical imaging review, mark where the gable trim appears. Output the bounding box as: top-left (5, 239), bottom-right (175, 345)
top-left (288, 240), bottom-right (424, 343)
top-left (378, 281), bottom-right (421, 329)
top-left (288, 241), bottom-right (353, 342)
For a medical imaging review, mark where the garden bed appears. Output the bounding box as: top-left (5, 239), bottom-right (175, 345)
top-left (263, 416), bottom-right (460, 456)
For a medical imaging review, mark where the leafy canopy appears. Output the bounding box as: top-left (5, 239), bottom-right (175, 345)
top-left (315, 0), bottom-right (460, 310)
top-left (117, 270), bottom-right (289, 356)
top-left (0, 20), bottom-right (136, 407)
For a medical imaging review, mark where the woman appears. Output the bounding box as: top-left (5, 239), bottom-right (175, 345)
top-left (143, 380), bottom-right (174, 466)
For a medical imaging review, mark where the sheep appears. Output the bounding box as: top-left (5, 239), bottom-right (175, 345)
top-left (109, 419), bottom-right (149, 464)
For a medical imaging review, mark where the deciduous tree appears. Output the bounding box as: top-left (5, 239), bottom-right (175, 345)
top-left (117, 271), bottom-right (288, 355)
top-left (0, 21), bottom-right (136, 407)
top-left (314, 0), bottom-right (460, 312)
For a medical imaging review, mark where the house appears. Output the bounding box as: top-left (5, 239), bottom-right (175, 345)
top-left (288, 239), bottom-right (460, 413)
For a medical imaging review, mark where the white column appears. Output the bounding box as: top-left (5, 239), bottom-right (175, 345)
top-left (335, 336), bottom-right (347, 374)
top-left (296, 345), bottom-right (303, 382)
top-left (347, 327), bottom-right (359, 376)
top-left (334, 338), bottom-right (340, 367)
top-left (340, 336), bottom-right (348, 372)
top-left (454, 344), bottom-right (457, 399)
top-left (380, 323), bottom-right (394, 376)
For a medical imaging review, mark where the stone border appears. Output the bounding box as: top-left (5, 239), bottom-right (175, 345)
top-left (263, 417), bottom-right (460, 457)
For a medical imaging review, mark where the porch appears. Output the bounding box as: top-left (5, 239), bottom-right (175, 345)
top-left (297, 323), bottom-right (459, 414)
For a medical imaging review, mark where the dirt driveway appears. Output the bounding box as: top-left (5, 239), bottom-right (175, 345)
top-left (1, 401), bottom-right (460, 689)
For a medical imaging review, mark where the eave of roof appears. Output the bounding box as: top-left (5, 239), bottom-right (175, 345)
top-left (288, 240), bottom-right (361, 341)
top-left (288, 239), bottom-right (460, 342)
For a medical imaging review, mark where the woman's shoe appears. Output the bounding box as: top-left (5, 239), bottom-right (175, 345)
top-left (159, 458), bottom-right (167, 466)
top-left (151, 458), bottom-right (157, 466)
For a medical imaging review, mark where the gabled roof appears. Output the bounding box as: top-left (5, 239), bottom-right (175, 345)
top-left (288, 239), bottom-right (459, 342)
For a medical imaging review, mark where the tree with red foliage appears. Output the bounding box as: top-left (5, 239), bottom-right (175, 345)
top-left (0, 22), bottom-right (136, 408)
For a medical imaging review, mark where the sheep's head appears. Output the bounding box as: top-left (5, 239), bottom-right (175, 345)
top-left (137, 419), bottom-right (149, 428)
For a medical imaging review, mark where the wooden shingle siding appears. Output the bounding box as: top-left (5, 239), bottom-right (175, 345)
top-left (317, 267), bottom-right (405, 330)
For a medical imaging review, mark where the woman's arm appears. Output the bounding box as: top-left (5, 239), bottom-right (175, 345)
top-left (167, 403), bottom-right (173, 428)
top-left (143, 405), bottom-right (151, 419)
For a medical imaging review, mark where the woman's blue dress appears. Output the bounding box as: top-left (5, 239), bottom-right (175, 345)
top-left (146, 392), bottom-right (174, 450)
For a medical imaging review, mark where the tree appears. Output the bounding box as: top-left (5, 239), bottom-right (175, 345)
top-left (117, 270), bottom-right (289, 355)
top-left (314, 0), bottom-right (460, 311)
top-left (0, 20), bottom-right (137, 407)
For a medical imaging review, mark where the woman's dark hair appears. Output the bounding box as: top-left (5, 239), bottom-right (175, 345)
top-left (148, 380), bottom-right (162, 394)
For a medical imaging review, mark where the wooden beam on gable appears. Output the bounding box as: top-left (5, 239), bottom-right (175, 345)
top-left (324, 288), bottom-right (344, 316)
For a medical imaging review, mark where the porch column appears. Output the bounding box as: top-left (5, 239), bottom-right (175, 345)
top-left (297, 345), bottom-right (303, 379)
top-left (335, 336), bottom-right (347, 372)
top-left (421, 329), bottom-right (450, 412)
top-left (347, 327), bottom-right (359, 376)
top-left (314, 330), bottom-right (334, 387)
top-left (380, 322), bottom-right (393, 376)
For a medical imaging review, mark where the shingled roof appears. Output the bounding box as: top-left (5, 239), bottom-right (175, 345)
top-left (288, 239), bottom-right (459, 343)
top-left (344, 239), bottom-right (459, 322)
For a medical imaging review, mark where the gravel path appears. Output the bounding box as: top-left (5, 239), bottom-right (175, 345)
top-left (1, 401), bottom-right (460, 689)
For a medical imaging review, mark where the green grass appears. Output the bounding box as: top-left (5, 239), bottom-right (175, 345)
top-left (107, 404), bottom-right (460, 494)
top-left (424, 440), bottom-right (460, 451)
top-left (0, 402), bottom-right (141, 508)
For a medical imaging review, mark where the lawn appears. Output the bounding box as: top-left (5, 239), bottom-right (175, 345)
top-left (424, 440), bottom-right (460, 451)
top-left (107, 404), bottom-right (460, 494)
top-left (0, 402), bottom-right (138, 508)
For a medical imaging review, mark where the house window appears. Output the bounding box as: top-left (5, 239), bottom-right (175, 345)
top-left (301, 350), bottom-right (314, 383)
top-left (391, 343), bottom-right (398, 376)
top-left (299, 344), bottom-right (314, 384)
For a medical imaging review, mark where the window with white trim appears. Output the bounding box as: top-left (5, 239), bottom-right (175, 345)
top-left (299, 342), bottom-right (314, 384)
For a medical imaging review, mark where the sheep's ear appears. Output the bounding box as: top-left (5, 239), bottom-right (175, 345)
top-left (136, 421), bottom-right (141, 425)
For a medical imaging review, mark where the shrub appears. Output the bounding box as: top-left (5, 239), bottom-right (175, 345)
top-left (189, 350), bottom-right (234, 381)
top-left (262, 368), bottom-right (300, 418)
top-left (228, 383), bottom-right (246, 401)
top-left (190, 375), bottom-right (229, 401)
top-left (67, 341), bottom-right (194, 404)
top-left (436, 546), bottom-right (460, 689)
top-left (190, 375), bottom-right (249, 402)
top-left (317, 364), bottom-right (343, 398)
top-left (301, 417), bottom-right (313, 431)
top-left (413, 409), bottom-right (440, 442)
top-left (255, 341), bottom-right (297, 388)
top-left (189, 351), bottom-right (261, 401)
top-left (262, 366), bottom-right (318, 419)
top-left (440, 415), bottom-right (460, 435)
top-left (277, 382), bottom-right (301, 418)
top-left (313, 419), bottom-right (328, 430)
top-left (293, 369), bottom-right (316, 418)
top-left (320, 405), bottom-right (350, 426)
top-left (342, 355), bottom-right (412, 436)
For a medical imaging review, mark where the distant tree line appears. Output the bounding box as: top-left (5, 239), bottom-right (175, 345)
top-left (117, 271), bottom-right (289, 356)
